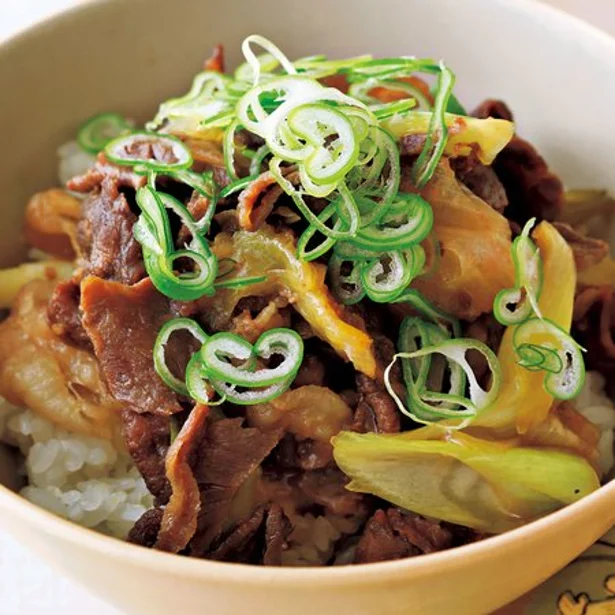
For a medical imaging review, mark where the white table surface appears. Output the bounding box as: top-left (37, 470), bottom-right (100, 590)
top-left (1, 1), bottom-right (614, 614)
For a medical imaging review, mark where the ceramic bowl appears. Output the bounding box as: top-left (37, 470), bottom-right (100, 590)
top-left (2, 0), bottom-right (615, 613)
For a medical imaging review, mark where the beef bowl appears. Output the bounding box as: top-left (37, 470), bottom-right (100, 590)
top-left (2, 0), bottom-right (615, 613)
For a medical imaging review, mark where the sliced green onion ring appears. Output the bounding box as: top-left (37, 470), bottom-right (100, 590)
top-left (105, 132), bottom-right (193, 172)
top-left (200, 328), bottom-right (304, 388)
top-left (352, 193), bottom-right (433, 250)
top-left (512, 318), bottom-right (585, 400)
top-left (386, 337), bottom-right (501, 427)
top-left (153, 318), bottom-right (208, 396)
top-left (361, 250), bottom-right (412, 303)
top-left (493, 218), bottom-right (543, 326)
top-left (328, 253), bottom-right (365, 305)
top-left (77, 112), bottom-right (132, 155)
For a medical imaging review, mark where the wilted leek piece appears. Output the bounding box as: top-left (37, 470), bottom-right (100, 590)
top-left (332, 430), bottom-right (599, 533)
top-left (382, 112), bottom-right (514, 165)
top-left (475, 221), bottom-right (576, 434)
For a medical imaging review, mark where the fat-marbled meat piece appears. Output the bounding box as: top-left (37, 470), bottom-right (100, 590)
top-left (76, 176), bottom-right (145, 285)
top-left (80, 276), bottom-right (181, 415)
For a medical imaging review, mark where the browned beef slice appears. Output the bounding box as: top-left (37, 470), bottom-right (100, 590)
top-left (76, 176), bottom-right (145, 285)
top-left (450, 154), bottom-right (509, 213)
top-left (355, 510), bottom-right (416, 563)
top-left (263, 504), bottom-right (292, 566)
top-left (472, 99), bottom-right (563, 223)
top-left (298, 468), bottom-right (367, 517)
top-left (128, 507), bottom-right (164, 547)
top-left (80, 276), bottom-right (181, 415)
top-left (122, 410), bottom-right (171, 504)
top-left (188, 418), bottom-right (282, 555)
top-left (206, 504), bottom-right (292, 565)
top-left (47, 279), bottom-right (91, 349)
top-left (67, 153), bottom-right (147, 193)
top-left (354, 509), bottom-right (454, 564)
top-left (207, 507), bottom-right (266, 563)
top-left (156, 404), bottom-right (209, 554)
top-left (353, 373), bottom-right (400, 434)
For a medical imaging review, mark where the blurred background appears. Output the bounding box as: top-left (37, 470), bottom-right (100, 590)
top-left (0, 0), bottom-right (613, 614)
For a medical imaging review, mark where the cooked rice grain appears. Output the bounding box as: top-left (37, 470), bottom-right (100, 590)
top-left (0, 398), bottom-right (153, 538)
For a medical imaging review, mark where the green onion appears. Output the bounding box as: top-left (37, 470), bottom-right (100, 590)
top-left (223, 119), bottom-right (241, 181)
top-left (214, 275), bottom-right (268, 289)
top-left (249, 145), bottom-right (271, 176)
top-left (386, 334), bottom-right (502, 427)
top-left (351, 193), bottom-right (433, 251)
top-left (77, 112), bottom-right (132, 155)
top-left (328, 253), bottom-right (365, 305)
top-left (512, 317), bottom-right (585, 400)
top-left (296, 201), bottom-right (346, 261)
top-left (391, 288), bottom-right (461, 337)
top-left (153, 318), bottom-right (208, 395)
top-left (412, 62), bottom-right (455, 188)
top-left (134, 187), bottom-right (218, 301)
top-left (493, 218), bottom-right (543, 326)
top-left (200, 328), bottom-right (303, 387)
top-left (219, 174), bottom-right (261, 199)
top-left (361, 250), bottom-right (412, 303)
top-left (105, 132), bottom-right (193, 172)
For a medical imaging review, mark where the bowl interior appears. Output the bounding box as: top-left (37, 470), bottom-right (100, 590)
top-left (1, 0), bottom-right (615, 603)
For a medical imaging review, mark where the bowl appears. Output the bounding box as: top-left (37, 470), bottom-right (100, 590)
top-left (2, 0), bottom-right (615, 613)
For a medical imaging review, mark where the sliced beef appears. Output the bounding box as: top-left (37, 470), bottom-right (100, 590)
top-left (156, 404), bottom-right (209, 553)
top-left (206, 504), bottom-right (292, 564)
top-left (80, 276), bottom-right (182, 416)
top-left (472, 99), bottom-right (563, 223)
top-left (263, 504), bottom-right (292, 565)
top-left (76, 176), bottom-right (145, 285)
top-left (573, 286), bottom-right (615, 391)
top-left (450, 154), bottom-right (508, 213)
top-left (188, 418), bottom-right (282, 555)
top-left (128, 507), bottom-right (164, 547)
top-left (353, 373), bottom-right (400, 434)
top-left (122, 410), bottom-right (171, 505)
top-left (354, 509), bottom-right (454, 564)
top-left (297, 468), bottom-right (367, 517)
top-left (67, 153), bottom-right (147, 193)
top-left (46, 279), bottom-right (91, 349)
top-left (207, 507), bottom-right (266, 563)
top-left (552, 222), bottom-right (609, 272)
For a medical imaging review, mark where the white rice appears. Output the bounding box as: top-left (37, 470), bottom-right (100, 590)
top-left (0, 398), bottom-right (153, 539)
top-left (281, 512), bottom-right (362, 567)
top-left (572, 371), bottom-right (615, 476)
